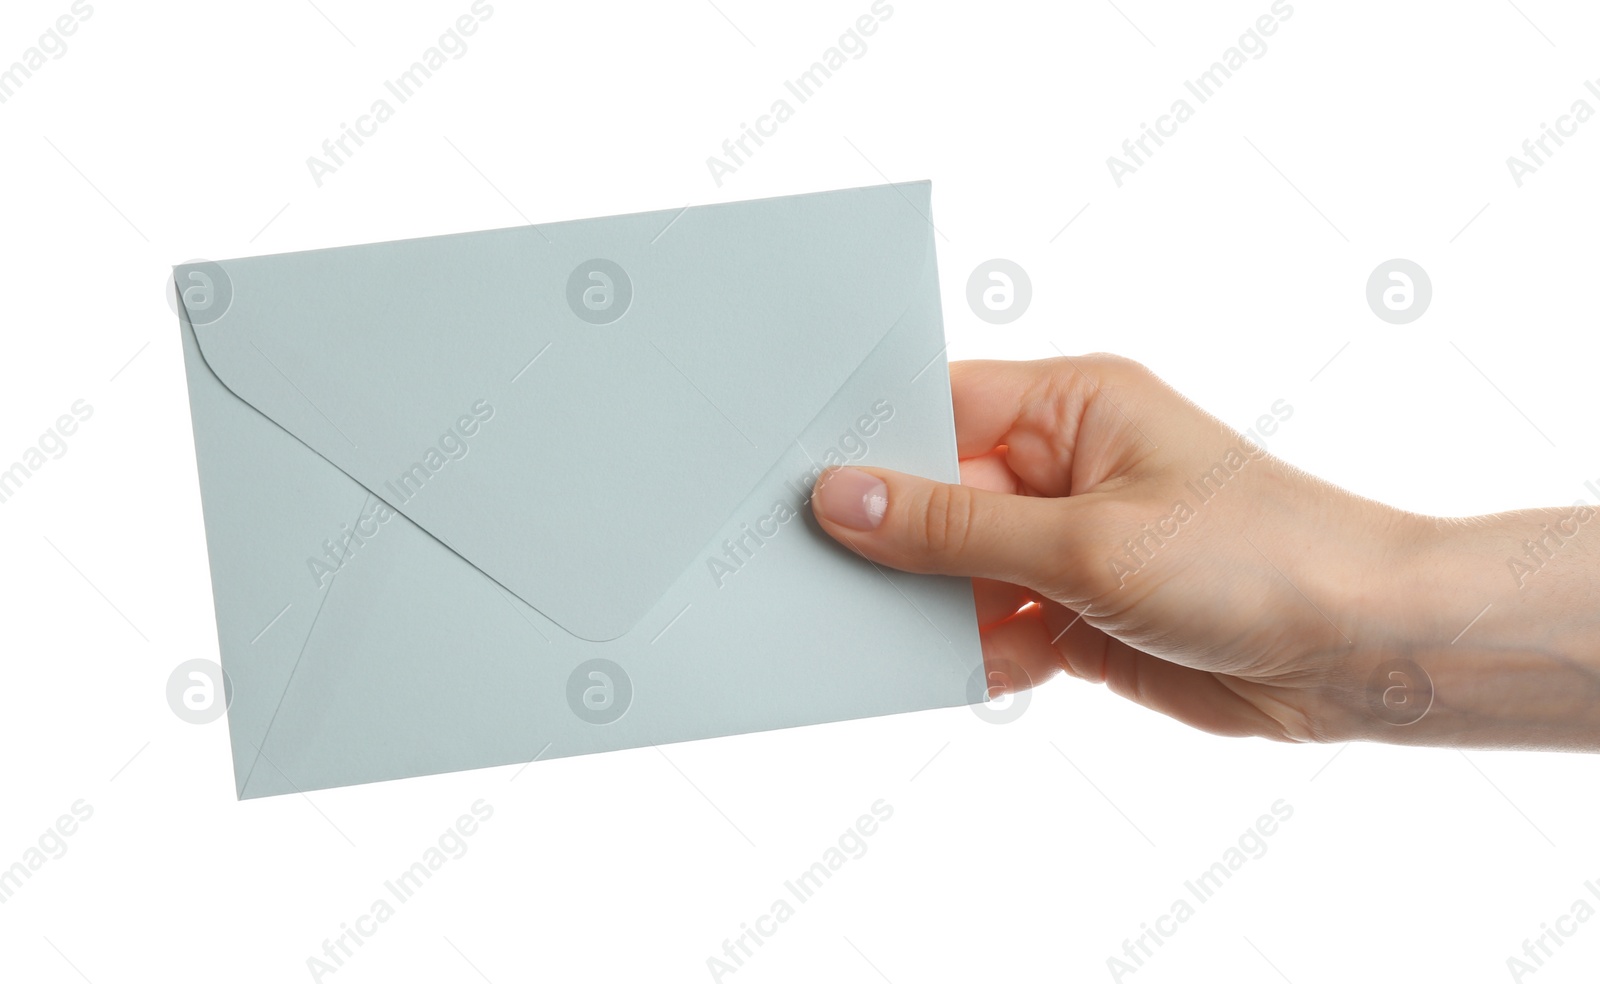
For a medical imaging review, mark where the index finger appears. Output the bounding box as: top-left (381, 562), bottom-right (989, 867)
top-left (950, 357), bottom-right (1117, 457)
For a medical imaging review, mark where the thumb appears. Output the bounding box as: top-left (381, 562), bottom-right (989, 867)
top-left (810, 466), bottom-right (1075, 589)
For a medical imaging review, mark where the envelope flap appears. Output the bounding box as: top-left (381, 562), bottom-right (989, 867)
top-left (178, 182), bottom-right (936, 641)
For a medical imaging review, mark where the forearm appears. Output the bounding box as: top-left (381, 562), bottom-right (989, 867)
top-left (1323, 507), bottom-right (1600, 750)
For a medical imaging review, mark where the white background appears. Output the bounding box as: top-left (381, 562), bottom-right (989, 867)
top-left (3, 0), bottom-right (1599, 981)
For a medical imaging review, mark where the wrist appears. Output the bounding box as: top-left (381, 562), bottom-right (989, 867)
top-left (1279, 503), bottom-right (1434, 744)
top-left (1320, 507), bottom-right (1600, 749)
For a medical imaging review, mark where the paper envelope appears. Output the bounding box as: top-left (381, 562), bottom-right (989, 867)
top-left (174, 180), bottom-right (983, 799)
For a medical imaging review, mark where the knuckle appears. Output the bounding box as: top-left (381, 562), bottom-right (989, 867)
top-left (1057, 498), bottom-right (1137, 599)
top-left (1082, 351), bottom-right (1149, 379)
top-left (919, 482), bottom-right (976, 559)
top-left (1077, 352), bottom-right (1158, 397)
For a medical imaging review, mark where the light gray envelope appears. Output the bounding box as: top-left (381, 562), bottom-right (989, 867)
top-left (174, 180), bottom-right (983, 799)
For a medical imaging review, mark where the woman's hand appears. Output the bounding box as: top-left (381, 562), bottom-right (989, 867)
top-left (811, 356), bottom-right (1600, 751)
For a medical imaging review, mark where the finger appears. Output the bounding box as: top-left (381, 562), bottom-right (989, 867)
top-left (975, 599), bottom-right (1293, 739)
top-left (978, 606), bottom-right (1065, 696)
top-left (958, 449), bottom-right (1021, 494)
top-left (973, 578), bottom-right (1036, 628)
top-left (951, 356), bottom-right (1141, 497)
top-left (1055, 623), bottom-right (1294, 740)
top-left (811, 465), bottom-right (1085, 591)
top-left (1002, 604), bottom-right (1297, 739)
top-left (950, 359), bottom-right (1065, 458)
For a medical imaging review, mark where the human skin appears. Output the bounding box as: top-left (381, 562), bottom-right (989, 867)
top-left (810, 356), bottom-right (1600, 752)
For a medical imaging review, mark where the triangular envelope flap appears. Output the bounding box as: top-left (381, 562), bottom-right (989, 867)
top-left (180, 182), bottom-right (935, 642)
